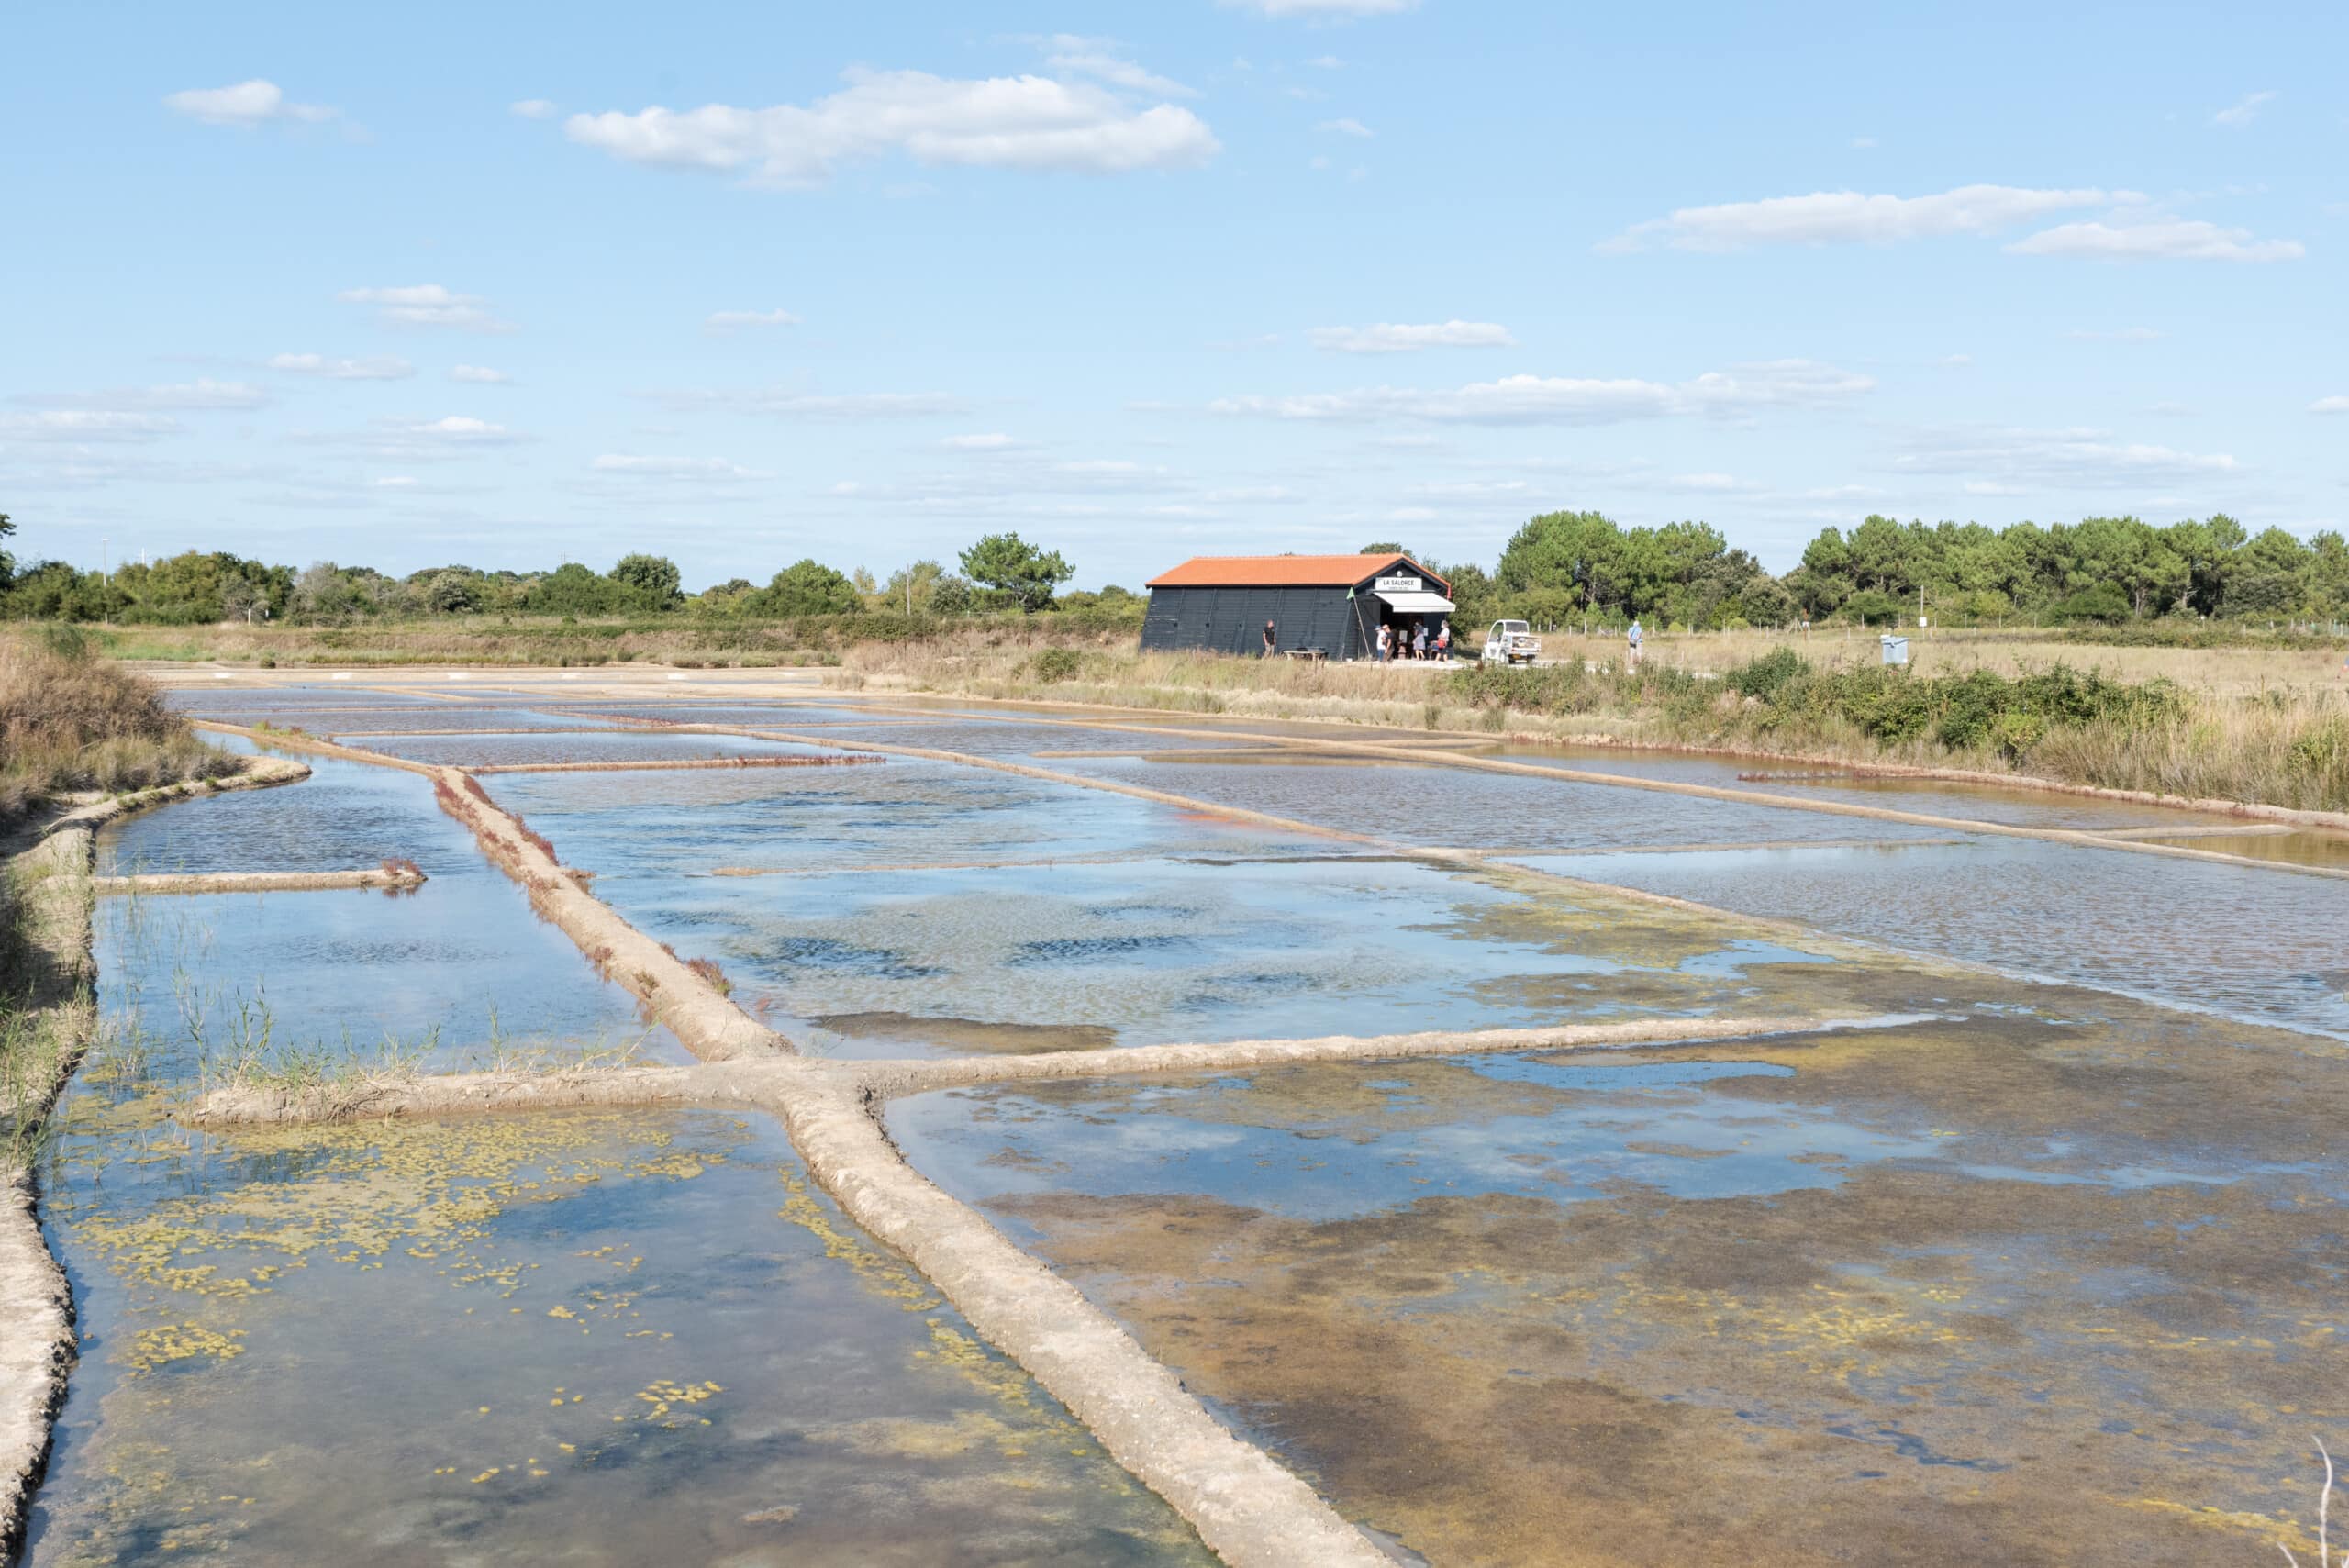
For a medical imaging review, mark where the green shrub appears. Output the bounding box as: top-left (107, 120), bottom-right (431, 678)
top-left (1026, 647), bottom-right (1085, 683)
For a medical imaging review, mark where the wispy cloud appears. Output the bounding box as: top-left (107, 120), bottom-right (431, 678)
top-left (704, 308), bottom-right (801, 332)
top-left (1310, 320), bottom-right (1516, 353)
top-left (588, 454), bottom-right (772, 481)
top-left (1040, 35), bottom-right (1197, 98)
top-left (2007, 219), bottom-right (2303, 263)
top-left (1219, 0), bottom-right (1419, 15)
top-left (2312, 396), bottom-right (2349, 416)
top-left (450, 364), bottom-right (511, 384)
top-left (1887, 425), bottom-right (2240, 487)
top-left (1603, 183), bottom-right (2121, 251)
top-left (510, 99), bottom-right (559, 120)
top-left (1211, 359), bottom-right (1871, 424)
top-left (2210, 90), bottom-right (2277, 128)
top-left (0, 411), bottom-right (184, 443)
top-left (164, 79), bottom-right (338, 128)
top-left (565, 67), bottom-right (1219, 187)
top-left (1315, 117), bottom-right (1374, 138)
top-left (647, 386), bottom-right (970, 419)
top-left (269, 352), bottom-right (416, 381)
top-left (338, 284), bottom-right (514, 332)
top-left (942, 432), bottom-right (1024, 450)
top-left (17, 379), bottom-right (268, 411)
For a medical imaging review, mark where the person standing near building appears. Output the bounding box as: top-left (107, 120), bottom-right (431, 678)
top-left (1436, 620), bottom-right (1452, 662)
top-left (1375, 622), bottom-right (1390, 662)
top-left (1626, 617), bottom-right (1643, 672)
top-left (1263, 619), bottom-right (1277, 658)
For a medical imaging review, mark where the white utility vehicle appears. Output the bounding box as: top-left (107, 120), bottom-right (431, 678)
top-left (1481, 619), bottom-right (1542, 666)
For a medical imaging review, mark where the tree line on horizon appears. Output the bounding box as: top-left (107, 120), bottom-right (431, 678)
top-left (4, 508), bottom-right (2344, 631)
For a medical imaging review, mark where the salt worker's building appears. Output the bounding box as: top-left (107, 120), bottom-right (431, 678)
top-left (1139, 552), bottom-right (1455, 660)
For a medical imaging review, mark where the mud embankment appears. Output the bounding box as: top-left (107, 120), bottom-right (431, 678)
top-left (92, 866), bottom-right (427, 896)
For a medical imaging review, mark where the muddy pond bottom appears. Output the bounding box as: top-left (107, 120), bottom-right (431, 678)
top-left (887, 1003), bottom-right (2349, 1567)
top-left (28, 1105), bottom-right (1210, 1567)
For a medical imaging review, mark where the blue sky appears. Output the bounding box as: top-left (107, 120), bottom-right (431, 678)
top-left (5, 0), bottom-right (2343, 589)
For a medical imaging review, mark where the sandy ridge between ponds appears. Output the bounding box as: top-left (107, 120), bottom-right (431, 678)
top-left (1, 756), bottom-right (309, 1565)
top-left (92, 867), bottom-right (426, 896)
top-left (602, 714), bottom-right (2349, 884)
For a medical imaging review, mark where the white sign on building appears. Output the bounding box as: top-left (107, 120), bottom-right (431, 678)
top-left (1373, 574), bottom-right (1423, 593)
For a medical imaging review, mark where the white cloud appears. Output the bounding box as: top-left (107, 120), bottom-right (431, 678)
top-left (1939, 353), bottom-right (1973, 367)
top-left (372, 475), bottom-right (417, 487)
top-left (401, 416), bottom-right (521, 443)
top-left (1210, 359), bottom-right (1872, 425)
top-left (704, 308), bottom-right (801, 331)
top-left (1221, 0), bottom-right (1418, 14)
top-left (1386, 506), bottom-right (1438, 522)
top-left (1671, 472), bottom-right (1758, 492)
top-left (1851, 136), bottom-right (1878, 150)
top-left (2210, 90), bottom-right (2277, 128)
top-left (1316, 117), bottom-right (1374, 138)
top-left (1404, 479), bottom-right (1529, 498)
top-left (510, 99), bottom-right (559, 120)
top-left (2066, 327), bottom-right (2162, 341)
top-left (2312, 396), bottom-right (2349, 416)
top-left (564, 67), bottom-right (1219, 187)
top-left (1603, 183), bottom-right (2120, 251)
top-left (589, 454), bottom-right (771, 480)
top-left (1310, 320), bottom-right (1516, 353)
top-left (164, 79), bottom-right (337, 128)
top-left (1206, 485), bottom-right (1306, 503)
top-left (2007, 219), bottom-right (2304, 263)
top-left (1041, 36), bottom-right (1196, 98)
top-left (649, 387), bottom-right (970, 419)
top-left (338, 284), bottom-right (513, 331)
top-left (450, 364), bottom-right (511, 384)
top-left (1308, 55), bottom-right (1345, 69)
top-left (943, 432), bottom-right (1022, 450)
top-left (0, 411), bottom-right (183, 443)
top-left (269, 352), bottom-right (416, 380)
top-left (23, 379), bottom-right (267, 411)
top-left (1888, 426), bottom-right (2241, 488)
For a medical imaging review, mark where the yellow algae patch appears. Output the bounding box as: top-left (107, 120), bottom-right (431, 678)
top-left (67, 1113), bottom-right (734, 1302)
top-left (123, 1322), bottom-right (248, 1373)
top-left (630, 1378), bottom-right (726, 1427)
top-left (2125, 1496), bottom-right (2312, 1555)
top-left (776, 1170), bottom-right (940, 1311)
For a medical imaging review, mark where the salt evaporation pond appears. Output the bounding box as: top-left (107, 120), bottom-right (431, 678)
top-left (29, 758), bottom-right (1213, 1565)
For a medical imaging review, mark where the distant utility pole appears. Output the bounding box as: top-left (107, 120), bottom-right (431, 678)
top-left (102, 537), bottom-right (110, 626)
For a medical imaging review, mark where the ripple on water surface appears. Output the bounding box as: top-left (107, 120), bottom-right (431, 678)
top-left (1511, 837), bottom-right (2349, 1037)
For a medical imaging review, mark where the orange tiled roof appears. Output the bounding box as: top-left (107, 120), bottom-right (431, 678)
top-left (1146, 553), bottom-right (1449, 592)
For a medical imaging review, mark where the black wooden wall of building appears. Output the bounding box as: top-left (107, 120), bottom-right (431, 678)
top-left (1139, 586), bottom-right (1379, 659)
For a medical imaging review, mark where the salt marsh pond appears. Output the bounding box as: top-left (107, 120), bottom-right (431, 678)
top-left (17, 673), bottom-right (2349, 1566)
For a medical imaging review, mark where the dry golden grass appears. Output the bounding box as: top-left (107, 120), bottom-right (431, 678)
top-left (1537, 626), bottom-right (2349, 695)
top-left (1, 628), bottom-right (238, 823)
